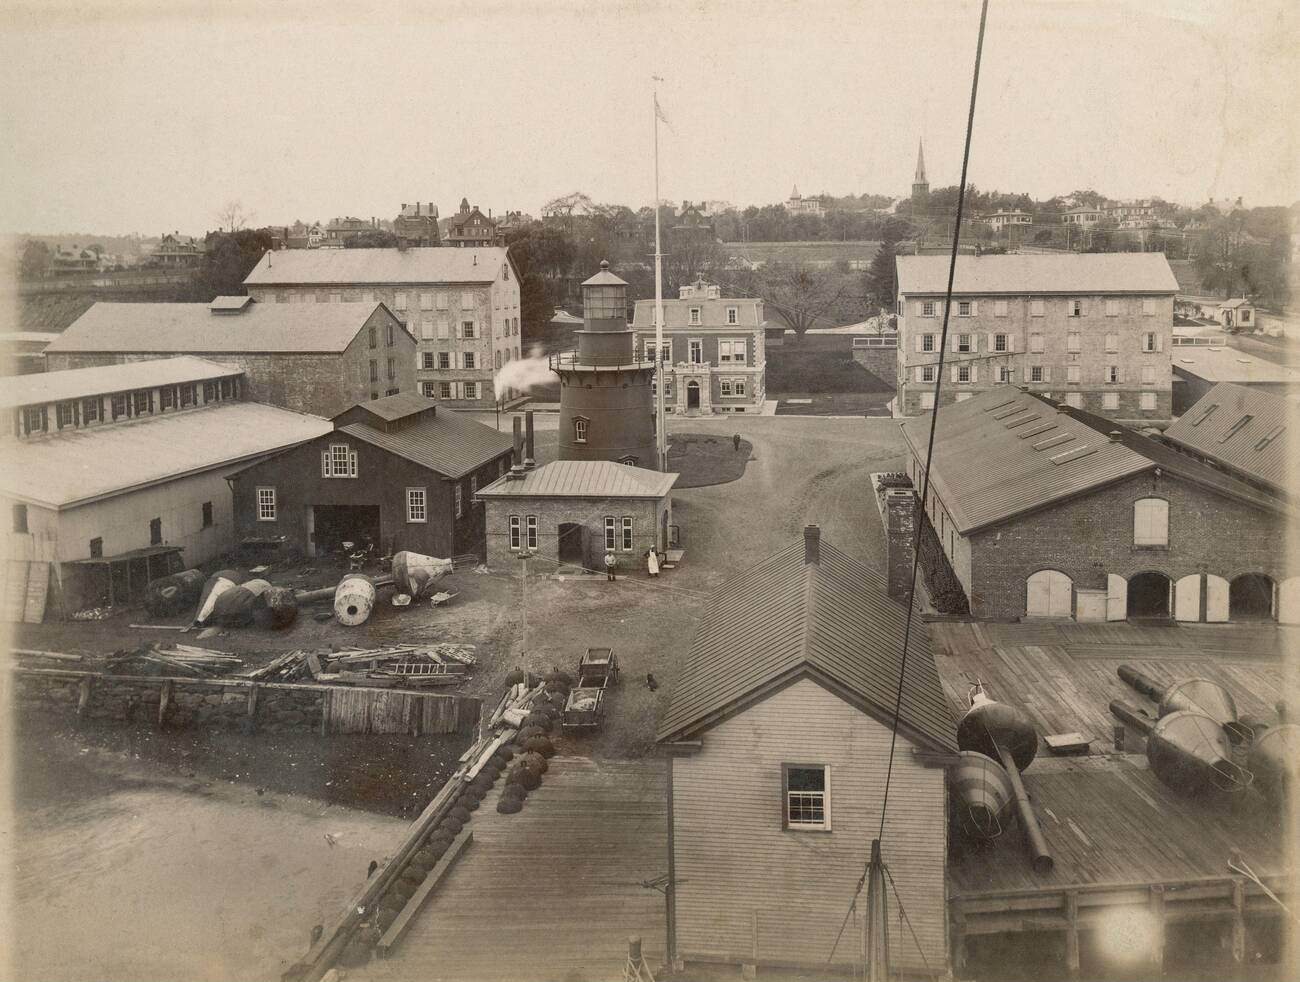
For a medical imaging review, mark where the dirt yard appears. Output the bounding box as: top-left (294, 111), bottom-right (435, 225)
top-left (12, 415), bottom-right (908, 762)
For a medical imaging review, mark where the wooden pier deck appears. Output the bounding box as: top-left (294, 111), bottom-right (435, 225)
top-left (354, 755), bottom-right (667, 982)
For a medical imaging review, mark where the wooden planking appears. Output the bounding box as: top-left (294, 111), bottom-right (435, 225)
top-left (322, 689), bottom-right (478, 735)
top-left (377, 828), bottom-right (473, 956)
top-left (354, 757), bottom-right (667, 982)
top-left (672, 679), bottom-right (947, 976)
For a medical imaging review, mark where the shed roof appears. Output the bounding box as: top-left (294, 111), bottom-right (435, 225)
top-left (476, 460), bottom-right (678, 499)
top-left (0, 356), bottom-right (239, 410)
top-left (341, 391), bottom-right (437, 423)
top-left (1170, 346), bottom-right (1300, 385)
top-left (0, 402), bottom-right (331, 509)
top-left (45, 301), bottom-right (398, 355)
top-left (657, 529), bottom-right (957, 752)
top-left (1162, 382), bottom-right (1296, 492)
top-left (243, 246), bottom-right (509, 286)
top-left (895, 253), bottom-right (1178, 296)
top-left (336, 409), bottom-right (513, 480)
top-left (900, 389), bottom-right (1286, 535)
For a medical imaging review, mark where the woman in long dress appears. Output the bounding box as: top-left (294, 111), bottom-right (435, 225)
top-left (646, 548), bottom-right (660, 577)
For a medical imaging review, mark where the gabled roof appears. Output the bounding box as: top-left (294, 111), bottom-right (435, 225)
top-left (340, 391), bottom-right (437, 423)
top-left (657, 530), bottom-right (957, 752)
top-left (1162, 382), bottom-right (1296, 492)
top-left (476, 460), bottom-right (677, 499)
top-left (45, 301), bottom-right (401, 355)
top-left (243, 246), bottom-right (509, 286)
top-left (0, 403), bottom-right (331, 509)
top-left (1170, 347), bottom-right (1300, 385)
top-left (1219, 298), bottom-right (1252, 309)
top-left (896, 253), bottom-right (1178, 296)
top-left (336, 409), bottom-right (513, 480)
top-left (900, 389), bottom-right (1287, 535)
top-left (0, 356), bottom-right (239, 410)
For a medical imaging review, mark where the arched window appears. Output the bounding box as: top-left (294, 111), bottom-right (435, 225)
top-left (574, 418), bottom-right (588, 444)
top-left (1133, 498), bottom-right (1168, 546)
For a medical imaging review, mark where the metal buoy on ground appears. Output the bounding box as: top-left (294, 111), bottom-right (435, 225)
top-left (334, 574), bottom-right (376, 627)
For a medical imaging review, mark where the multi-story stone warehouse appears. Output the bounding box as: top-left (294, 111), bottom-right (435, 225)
top-left (44, 296), bottom-right (414, 418)
top-left (894, 253), bottom-right (1177, 420)
top-left (0, 357), bottom-right (330, 618)
top-left (630, 279), bottom-right (767, 414)
top-left (243, 247), bottom-right (522, 409)
top-left (899, 387), bottom-right (1295, 622)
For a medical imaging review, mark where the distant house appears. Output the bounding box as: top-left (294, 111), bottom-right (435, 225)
top-left (980, 210), bottom-right (1033, 231)
top-left (477, 459), bottom-right (678, 572)
top-left (444, 199), bottom-right (501, 248)
top-left (657, 526), bottom-right (956, 976)
top-left (48, 245), bottom-right (100, 273)
top-left (1103, 200), bottom-right (1156, 227)
top-left (394, 201), bottom-right (440, 247)
top-left (0, 332), bottom-right (59, 376)
top-left (324, 217), bottom-right (379, 247)
top-left (1216, 297), bottom-right (1256, 331)
top-left (0, 357), bottom-right (330, 616)
top-left (229, 393), bottom-right (513, 561)
top-left (783, 184), bottom-right (825, 216)
top-left (1061, 207), bottom-right (1103, 227)
top-left (672, 201), bottom-right (716, 238)
top-left (1163, 382), bottom-right (1296, 499)
top-left (1169, 345), bottom-right (1300, 413)
top-left (43, 297), bottom-right (415, 417)
top-left (899, 387), bottom-right (1294, 622)
top-left (150, 232), bottom-right (203, 267)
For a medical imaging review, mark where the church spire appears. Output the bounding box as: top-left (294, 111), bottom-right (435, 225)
top-left (914, 139), bottom-right (927, 185)
top-left (911, 139), bottom-right (930, 208)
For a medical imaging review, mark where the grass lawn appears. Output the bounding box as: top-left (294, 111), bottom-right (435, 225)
top-left (666, 432), bottom-right (753, 488)
top-left (766, 335), bottom-right (893, 393)
top-left (775, 391), bottom-right (894, 415)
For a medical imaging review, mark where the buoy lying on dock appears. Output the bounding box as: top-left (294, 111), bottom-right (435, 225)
top-left (1117, 665), bottom-right (1250, 742)
top-left (1110, 701), bottom-right (1253, 797)
top-left (334, 574), bottom-right (377, 627)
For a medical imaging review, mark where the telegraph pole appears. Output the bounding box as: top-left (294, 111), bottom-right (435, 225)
top-left (652, 75), bottom-right (668, 473)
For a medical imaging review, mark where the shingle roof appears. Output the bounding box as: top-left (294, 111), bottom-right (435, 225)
top-left (45, 301), bottom-right (397, 355)
top-left (343, 391), bottom-right (437, 423)
top-left (337, 409), bottom-right (513, 480)
top-left (895, 253), bottom-right (1179, 296)
top-left (0, 403), bottom-right (331, 509)
top-left (657, 532), bottom-right (957, 752)
top-left (0, 356), bottom-right (239, 410)
top-left (900, 388), bottom-right (1287, 535)
top-left (1170, 347), bottom-right (1300, 385)
top-left (1162, 382), bottom-right (1296, 492)
top-left (475, 460), bottom-right (678, 499)
top-left (243, 246), bottom-right (509, 286)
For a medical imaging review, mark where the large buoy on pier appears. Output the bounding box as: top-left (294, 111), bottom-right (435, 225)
top-left (1247, 723), bottom-right (1300, 809)
top-left (949, 750), bottom-right (1016, 839)
top-left (334, 574), bottom-right (376, 627)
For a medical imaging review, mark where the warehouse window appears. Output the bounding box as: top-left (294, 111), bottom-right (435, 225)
top-left (720, 379), bottom-right (732, 397)
top-left (957, 365), bottom-right (971, 383)
top-left (994, 300), bottom-right (1008, 317)
top-left (689, 306), bottom-right (702, 325)
top-left (994, 333), bottom-right (1008, 352)
top-left (922, 301), bottom-right (935, 317)
top-left (369, 360), bottom-right (378, 383)
top-left (12, 504), bottom-right (28, 533)
top-left (1069, 300), bottom-right (1084, 317)
top-left (1140, 392), bottom-right (1157, 411)
top-left (406, 488), bottom-right (427, 523)
top-left (132, 391), bottom-right (151, 415)
top-left (921, 365), bottom-right (936, 383)
top-left (1134, 498), bottom-right (1169, 546)
top-left (783, 764), bottom-right (830, 831)
top-left (1143, 332), bottom-right (1158, 352)
top-left (509, 515), bottom-right (521, 550)
top-left (957, 301), bottom-right (972, 317)
top-left (1030, 366), bottom-right (1044, 383)
top-left (1029, 333), bottom-right (1045, 353)
top-left (920, 391), bottom-right (935, 410)
top-left (956, 334), bottom-right (972, 352)
top-left (322, 444), bottom-right (358, 478)
top-left (180, 385), bottom-right (196, 407)
top-left (455, 484), bottom-right (463, 518)
top-left (526, 515), bottom-right (538, 550)
top-left (604, 516), bottom-right (617, 551)
top-left (1106, 366), bottom-right (1120, 383)
top-left (202, 502), bottom-right (213, 528)
top-left (256, 487), bottom-right (277, 522)
top-left (574, 417), bottom-right (588, 443)
top-left (89, 537), bottom-right (102, 558)
top-left (83, 399), bottom-right (101, 423)
top-left (439, 382), bottom-right (453, 399)
top-left (621, 517), bottom-right (633, 551)
top-left (387, 357), bottom-right (396, 380)
top-left (203, 381), bottom-right (218, 403)
top-left (1066, 333), bottom-right (1081, 353)
top-left (727, 306), bottom-right (738, 324)
top-left (387, 324), bottom-right (395, 346)
top-left (57, 402), bottom-right (76, 428)
top-left (1141, 366), bottom-right (1156, 385)
top-left (463, 352), bottom-right (476, 370)
top-left (1105, 333), bottom-right (1119, 352)
top-left (1106, 300), bottom-right (1120, 317)
top-left (438, 352), bottom-right (451, 370)
top-left (1067, 366), bottom-right (1081, 384)
top-left (422, 352), bottom-right (435, 370)
top-left (1103, 392), bottom-right (1119, 410)
top-left (110, 395), bottom-right (128, 419)
top-left (462, 321), bottom-right (476, 339)
top-left (369, 326), bottom-right (377, 349)
top-left (149, 518), bottom-right (162, 545)
top-left (1030, 300), bottom-right (1045, 317)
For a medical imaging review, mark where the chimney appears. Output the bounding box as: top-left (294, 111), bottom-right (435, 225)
top-left (1108, 430), bottom-right (1123, 443)
top-left (804, 524), bottom-right (821, 565)
top-left (508, 416), bottom-right (526, 478)
top-left (524, 411), bottom-right (536, 470)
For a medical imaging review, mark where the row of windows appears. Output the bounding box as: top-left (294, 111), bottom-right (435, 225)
top-left (12, 503), bottom-right (213, 541)
top-left (917, 390), bottom-right (1161, 411)
top-left (640, 338), bottom-right (749, 365)
top-left (367, 323), bottom-right (398, 349)
top-left (395, 291), bottom-right (480, 312)
top-left (917, 364), bottom-right (1160, 385)
top-left (914, 330), bottom-right (1163, 354)
top-left (17, 379), bottom-right (237, 437)
top-left (687, 306), bottom-right (742, 325)
top-left (906, 298), bottom-right (1161, 318)
top-left (421, 380), bottom-right (481, 400)
top-left (368, 358), bottom-right (398, 383)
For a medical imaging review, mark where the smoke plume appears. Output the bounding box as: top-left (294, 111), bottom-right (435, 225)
top-left (494, 346), bottom-right (554, 395)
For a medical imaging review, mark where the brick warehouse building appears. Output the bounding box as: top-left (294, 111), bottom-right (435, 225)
top-left (899, 387), bottom-right (1296, 623)
top-left (243, 247), bottom-right (521, 409)
top-left (894, 253), bottom-right (1177, 420)
top-left (44, 297), bottom-right (414, 418)
top-left (228, 393), bottom-right (513, 561)
top-left (476, 460), bottom-right (677, 574)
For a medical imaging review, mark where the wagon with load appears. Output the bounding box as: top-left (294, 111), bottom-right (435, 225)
top-left (561, 647), bottom-right (620, 731)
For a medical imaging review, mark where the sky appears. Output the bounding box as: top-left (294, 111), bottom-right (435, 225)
top-left (1, 0), bottom-right (1296, 236)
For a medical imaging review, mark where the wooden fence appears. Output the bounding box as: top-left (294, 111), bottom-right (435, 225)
top-left (322, 687), bottom-right (478, 735)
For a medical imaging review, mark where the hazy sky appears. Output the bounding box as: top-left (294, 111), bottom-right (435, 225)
top-left (1, 0), bottom-right (1295, 236)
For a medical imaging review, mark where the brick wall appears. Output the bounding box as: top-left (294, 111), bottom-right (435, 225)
top-left (482, 494), bottom-right (669, 572)
top-left (964, 470), bottom-right (1291, 619)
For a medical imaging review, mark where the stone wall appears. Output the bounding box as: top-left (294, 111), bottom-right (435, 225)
top-left (11, 668), bottom-right (479, 736)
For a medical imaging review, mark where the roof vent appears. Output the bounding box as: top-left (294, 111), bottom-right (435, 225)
top-left (804, 524), bottom-right (821, 566)
top-left (1109, 430), bottom-right (1123, 443)
top-left (1056, 404), bottom-right (1071, 414)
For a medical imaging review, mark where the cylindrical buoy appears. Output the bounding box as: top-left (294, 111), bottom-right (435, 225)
top-left (334, 574), bottom-right (376, 627)
top-left (144, 568), bottom-right (206, 617)
top-left (255, 586), bottom-right (299, 630)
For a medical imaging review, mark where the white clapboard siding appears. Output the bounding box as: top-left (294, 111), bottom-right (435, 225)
top-left (673, 678), bottom-right (947, 975)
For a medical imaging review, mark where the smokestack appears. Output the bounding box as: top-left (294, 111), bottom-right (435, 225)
top-left (804, 524), bottom-right (820, 565)
top-left (524, 411), bottom-right (536, 470)
top-left (508, 416), bottom-right (526, 479)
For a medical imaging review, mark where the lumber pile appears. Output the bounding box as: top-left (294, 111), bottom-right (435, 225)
top-left (236, 643), bottom-right (479, 689)
top-left (104, 643), bottom-right (242, 678)
top-left (487, 680), bottom-right (547, 729)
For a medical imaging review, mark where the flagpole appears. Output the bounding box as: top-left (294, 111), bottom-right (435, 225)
top-left (652, 78), bottom-right (667, 472)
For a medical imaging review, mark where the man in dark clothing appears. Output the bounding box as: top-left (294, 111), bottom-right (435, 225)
top-left (733, 433), bottom-right (742, 452)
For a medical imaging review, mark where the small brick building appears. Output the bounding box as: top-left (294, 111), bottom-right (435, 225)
top-left (899, 387), bottom-right (1295, 622)
top-left (229, 393), bottom-right (513, 560)
top-left (44, 297), bottom-right (415, 418)
top-left (476, 460), bottom-right (677, 574)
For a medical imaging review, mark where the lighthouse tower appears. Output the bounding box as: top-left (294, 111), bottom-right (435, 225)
top-left (554, 261), bottom-right (657, 468)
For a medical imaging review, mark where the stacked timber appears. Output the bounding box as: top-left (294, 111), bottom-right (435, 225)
top-left (487, 680), bottom-right (548, 729)
top-left (104, 643), bottom-right (242, 678)
top-left (236, 644), bottom-right (478, 689)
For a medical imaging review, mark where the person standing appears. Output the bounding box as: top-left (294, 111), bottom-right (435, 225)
top-left (733, 433), bottom-right (742, 452)
top-left (646, 547), bottom-right (660, 577)
top-left (604, 550), bottom-right (617, 581)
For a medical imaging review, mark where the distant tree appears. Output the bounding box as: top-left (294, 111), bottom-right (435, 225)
top-left (198, 229), bottom-right (273, 298)
top-left (662, 235), bottom-right (724, 295)
top-left (346, 231), bottom-right (398, 248)
top-left (505, 227), bottom-right (562, 336)
top-left (85, 243), bottom-right (105, 257)
top-left (19, 239), bottom-right (50, 279)
top-left (216, 200), bottom-right (253, 233)
top-left (864, 235), bottom-right (899, 309)
top-left (735, 261), bottom-right (849, 337)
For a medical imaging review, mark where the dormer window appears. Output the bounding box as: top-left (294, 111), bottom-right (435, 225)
top-left (689, 307), bottom-right (702, 325)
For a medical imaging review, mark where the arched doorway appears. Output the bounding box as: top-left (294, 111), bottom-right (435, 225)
top-left (1229, 574), bottom-right (1275, 621)
top-left (1026, 570), bottom-right (1072, 617)
top-left (686, 380), bottom-right (701, 410)
top-left (1127, 571), bottom-right (1171, 618)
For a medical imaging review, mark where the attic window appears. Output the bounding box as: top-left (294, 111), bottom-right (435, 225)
top-left (783, 764), bottom-right (829, 831)
top-left (1219, 415), bottom-right (1254, 443)
top-left (1190, 403), bottom-right (1219, 426)
top-left (1254, 425), bottom-right (1285, 451)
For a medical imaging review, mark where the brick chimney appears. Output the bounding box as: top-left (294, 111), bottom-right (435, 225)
top-left (507, 416), bottom-right (526, 479)
top-left (804, 524), bottom-right (821, 565)
top-left (524, 410), bottom-right (536, 470)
